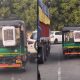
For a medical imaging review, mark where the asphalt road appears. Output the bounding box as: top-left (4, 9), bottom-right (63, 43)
top-left (0, 61), bottom-right (37, 80)
top-left (39, 44), bottom-right (80, 80)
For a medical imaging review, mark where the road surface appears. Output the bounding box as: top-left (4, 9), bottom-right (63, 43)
top-left (39, 44), bottom-right (80, 80)
top-left (0, 61), bottom-right (37, 80)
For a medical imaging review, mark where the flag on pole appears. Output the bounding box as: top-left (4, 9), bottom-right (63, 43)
top-left (38, 0), bottom-right (50, 40)
top-left (38, 0), bottom-right (50, 25)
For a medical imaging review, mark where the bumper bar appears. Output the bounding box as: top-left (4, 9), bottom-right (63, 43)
top-left (0, 64), bottom-right (21, 68)
top-left (64, 52), bottom-right (80, 55)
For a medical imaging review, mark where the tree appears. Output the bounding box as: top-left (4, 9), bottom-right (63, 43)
top-left (12, 0), bottom-right (37, 30)
top-left (44, 0), bottom-right (80, 30)
top-left (0, 0), bottom-right (37, 30)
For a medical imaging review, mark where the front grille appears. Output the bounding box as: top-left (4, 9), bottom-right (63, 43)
top-left (64, 48), bottom-right (80, 53)
top-left (0, 57), bottom-right (16, 64)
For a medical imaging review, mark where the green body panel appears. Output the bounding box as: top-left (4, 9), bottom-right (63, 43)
top-left (63, 43), bottom-right (80, 48)
top-left (0, 46), bottom-right (27, 57)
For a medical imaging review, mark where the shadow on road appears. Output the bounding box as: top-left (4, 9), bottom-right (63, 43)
top-left (0, 62), bottom-right (37, 74)
top-left (42, 44), bottom-right (80, 65)
top-left (62, 55), bottom-right (80, 60)
top-left (52, 44), bottom-right (80, 60)
top-left (0, 68), bottom-right (26, 74)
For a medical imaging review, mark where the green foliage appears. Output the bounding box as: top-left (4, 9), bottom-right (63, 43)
top-left (12, 0), bottom-right (37, 30)
top-left (0, 0), bottom-right (37, 30)
top-left (0, 7), bottom-right (10, 17)
top-left (44, 0), bottom-right (80, 30)
top-left (0, 0), bottom-right (80, 30)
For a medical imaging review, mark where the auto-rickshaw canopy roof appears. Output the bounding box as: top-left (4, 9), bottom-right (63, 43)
top-left (0, 20), bottom-right (25, 27)
top-left (62, 27), bottom-right (80, 31)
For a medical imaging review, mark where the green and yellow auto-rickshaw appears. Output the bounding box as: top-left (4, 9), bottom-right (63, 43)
top-left (62, 27), bottom-right (80, 56)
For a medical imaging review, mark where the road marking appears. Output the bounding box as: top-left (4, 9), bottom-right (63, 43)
top-left (11, 77), bottom-right (22, 80)
top-left (11, 76), bottom-right (15, 80)
top-left (18, 79), bottom-right (22, 80)
top-left (58, 67), bottom-right (61, 80)
top-left (58, 55), bottom-right (61, 80)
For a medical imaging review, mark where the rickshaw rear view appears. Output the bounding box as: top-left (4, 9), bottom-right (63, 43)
top-left (0, 20), bottom-right (27, 71)
top-left (62, 27), bottom-right (80, 56)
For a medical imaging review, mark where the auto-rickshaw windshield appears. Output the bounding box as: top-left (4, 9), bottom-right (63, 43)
top-left (64, 31), bottom-right (74, 43)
